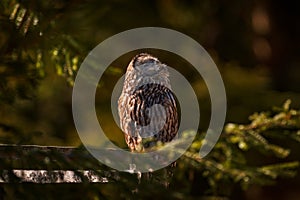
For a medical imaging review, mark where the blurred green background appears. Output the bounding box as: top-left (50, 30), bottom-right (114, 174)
top-left (1, 0), bottom-right (300, 199)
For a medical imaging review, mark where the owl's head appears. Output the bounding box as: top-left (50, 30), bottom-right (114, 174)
top-left (128, 53), bottom-right (168, 76)
top-left (123, 53), bottom-right (171, 90)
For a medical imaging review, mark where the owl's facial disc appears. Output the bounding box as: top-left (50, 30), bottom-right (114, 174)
top-left (128, 53), bottom-right (169, 77)
top-left (140, 62), bottom-right (159, 70)
top-left (132, 53), bottom-right (159, 67)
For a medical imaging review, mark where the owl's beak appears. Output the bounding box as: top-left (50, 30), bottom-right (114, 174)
top-left (147, 65), bottom-right (159, 71)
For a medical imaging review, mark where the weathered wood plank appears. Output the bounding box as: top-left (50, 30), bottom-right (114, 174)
top-left (0, 144), bottom-right (121, 183)
top-left (0, 144), bottom-right (101, 169)
top-left (0, 170), bottom-right (111, 183)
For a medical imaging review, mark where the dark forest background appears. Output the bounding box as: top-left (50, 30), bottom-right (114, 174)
top-left (1, 0), bottom-right (300, 199)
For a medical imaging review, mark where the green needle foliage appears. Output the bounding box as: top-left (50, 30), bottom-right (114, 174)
top-left (177, 99), bottom-right (300, 197)
top-left (1, 0), bottom-right (84, 98)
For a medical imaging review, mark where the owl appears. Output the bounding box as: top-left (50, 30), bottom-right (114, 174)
top-left (118, 53), bottom-right (179, 152)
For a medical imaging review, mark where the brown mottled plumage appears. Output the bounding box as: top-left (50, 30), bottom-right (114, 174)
top-left (118, 53), bottom-right (179, 152)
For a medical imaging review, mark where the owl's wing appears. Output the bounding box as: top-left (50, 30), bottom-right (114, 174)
top-left (118, 93), bottom-right (143, 152)
top-left (138, 83), bottom-right (179, 148)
